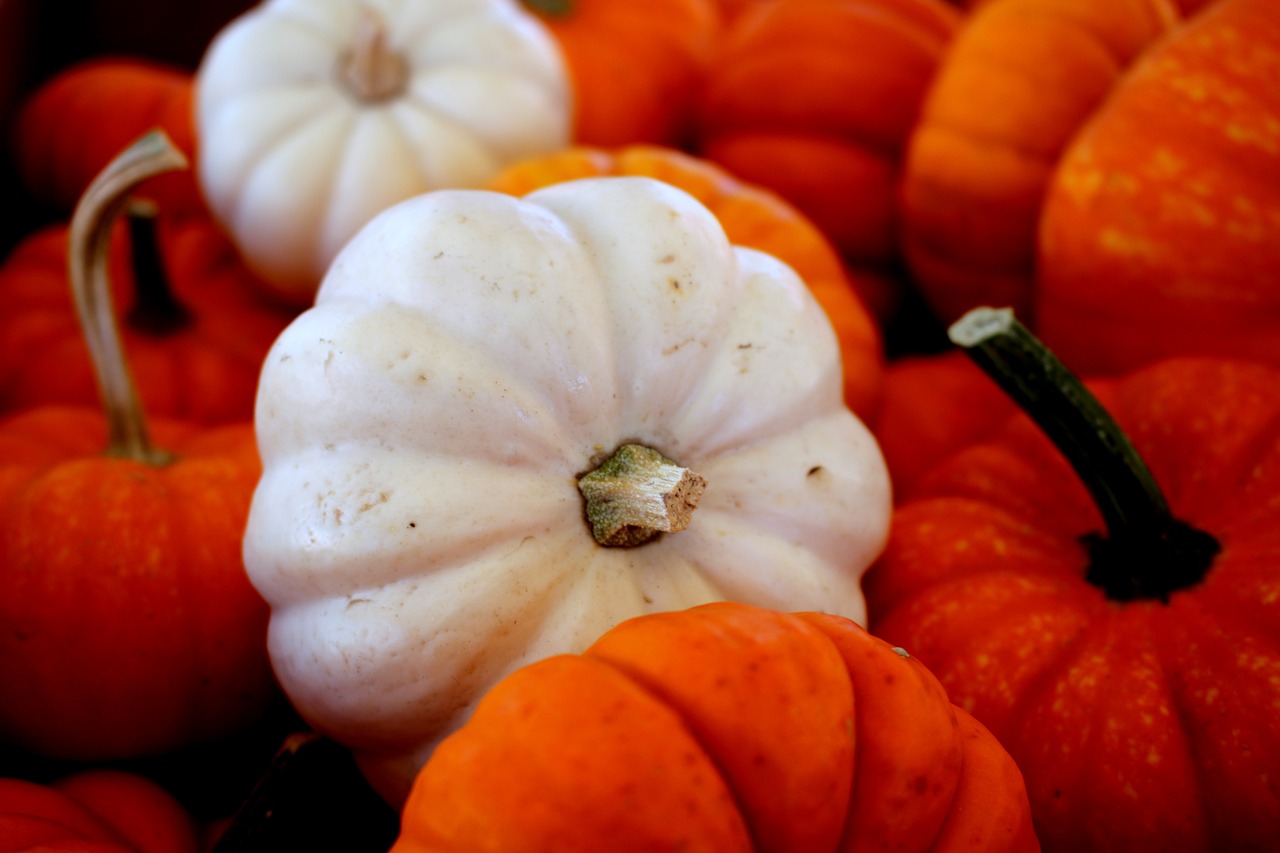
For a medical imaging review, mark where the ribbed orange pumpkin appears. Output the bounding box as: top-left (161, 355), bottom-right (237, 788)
top-left (394, 601), bottom-right (1039, 852)
top-left (519, 0), bottom-right (719, 147)
top-left (866, 309), bottom-right (1280, 851)
top-left (694, 0), bottom-right (961, 317)
top-left (899, 0), bottom-right (1179, 324)
top-left (0, 133), bottom-right (276, 761)
top-left (486, 144), bottom-right (887, 420)
top-left (0, 770), bottom-right (200, 853)
top-left (1036, 0), bottom-right (1280, 375)
top-left (12, 57), bottom-right (202, 217)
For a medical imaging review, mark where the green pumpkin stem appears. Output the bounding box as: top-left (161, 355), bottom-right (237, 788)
top-left (578, 444), bottom-right (708, 548)
top-left (67, 130), bottom-right (188, 466)
top-left (521, 0), bottom-right (574, 18)
top-left (949, 307), bottom-right (1218, 602)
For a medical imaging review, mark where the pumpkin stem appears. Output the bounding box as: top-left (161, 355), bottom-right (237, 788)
top-left (123, 200), bottom-right (193, 335)
top-left (578, 444), bottom-right (708, 548)
top-left (68, 130), bottom-right (188, 465)
top-left (521, 0), bottom-right (575, 17)
top-left (949, 307), bottom-right (1218, 603)
top-left (341, 5), bottom-right (408, 103)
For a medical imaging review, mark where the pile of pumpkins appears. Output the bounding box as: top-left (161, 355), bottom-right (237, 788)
top-left (1, 0), bottom-right (1277, 850)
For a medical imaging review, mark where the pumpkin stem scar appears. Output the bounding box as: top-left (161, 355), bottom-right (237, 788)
top-left (949, 307), bottom-right (1219, 603)
top-left (340, 5), bottom-right (408, 103)
top-left (68, 129), bottom-right (187, 466)
top-left (577, 444), bottom-right (708, 547)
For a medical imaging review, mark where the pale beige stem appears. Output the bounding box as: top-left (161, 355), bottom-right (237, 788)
top-left (578, 444), bottom-right (708, 547)
top-left (67, 130), bottom-right (188, 464)
top-left (341, 6), bottom-right (408, 102)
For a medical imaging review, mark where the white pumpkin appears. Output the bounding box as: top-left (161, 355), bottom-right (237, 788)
top-left (194, 0), bottom-right (571, 304)
top-left (243, 176), bottom-right (892, 806)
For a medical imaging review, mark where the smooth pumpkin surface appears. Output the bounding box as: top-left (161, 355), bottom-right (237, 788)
top-left (0, 211), bottom-right (297, 424)
top-left (1036, 0), bottom-right (1280, 375)
top-left (519, 0), bottom-right (719, 147)
top-left (394, 601), bottom-right (1038, 852)
top-left (899, 0), bottom-right (1179, 324)
top-left (244, 176), bottom-right (892, 806)
top-left (0, 770), bottom-right (200, 853)
top-left (695, 0), bottom-right (961, 302)
top-left (865, 357), bottom-right (1280, 850)
top-left (486, 144), bottom-right (885, 420)
top-left (12, 57), bottom-right (202, 218)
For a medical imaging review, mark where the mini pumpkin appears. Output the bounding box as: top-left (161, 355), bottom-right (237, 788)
top-left (0, 770), bottom-right (200, 853)
top-left (899, 0), bottom-right (1178, 323)
top-left (1036, 0), bottom-right (1280, 375)
top-left (393, 601), bottom-right (1038, 852)
top-left (12, 57), bottom-right (203, 218)
top-left (865, 307), bottom-right (1280, 850)
top-left (0, 133), bottom-right (276, 761)
top-left (243, 175), bottom-right (892, 806)
top-left (486, 144), bottom-right (885, 420)
top-left (194, 0), bottom-right (572, 303)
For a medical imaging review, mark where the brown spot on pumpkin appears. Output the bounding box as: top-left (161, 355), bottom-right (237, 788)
top-left (658, 254), bottom-right (675, 264)
top-left (669, 277), bottom-right (682, 291)
top-left (408, 522), bottom-right (417, 528)
top-left (807, 465), bottom-right (824, 477)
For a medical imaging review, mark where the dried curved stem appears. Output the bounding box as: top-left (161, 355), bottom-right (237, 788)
top-left (67, 130), bottom-right (189, 464)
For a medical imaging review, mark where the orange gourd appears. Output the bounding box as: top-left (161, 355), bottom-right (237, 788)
top-left (0, 200), bottom-right (296, 425)
top-left (865, 308), bottom-right (1280, 850)
top-left (519, 0), bottom-right (719, 147)
top-left (12, 57), bottom-right (202, 217)
top-left (394, 601), bottom-right (1039, 852)
top-left (0, 770), bottom-right (200, 853)
top-left (899, 0), bottom-right (1179, 324)
top-left (694, 0), bottom-right (961, 318)
top-left (0, 133), bottom-right (276, 761)
top-left (1036, 0), bottom-right (1280, 375)
top-left (486, 144), bottom-right (886, 420)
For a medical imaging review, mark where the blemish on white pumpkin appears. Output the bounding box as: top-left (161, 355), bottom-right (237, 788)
top-left (658, 254), bottom-right (676, 264)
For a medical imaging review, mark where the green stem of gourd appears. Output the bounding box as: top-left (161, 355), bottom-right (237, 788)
top-left (67, 130), bottom-right (188, 465)
top-left (578, 444), bottom-right (708, 547)
top-left (123, 200), bottom-right (193, 335)
top-left (949, 307), bottom-right (1218, 602)
top-left (521, 0), bottom-right (574, 17)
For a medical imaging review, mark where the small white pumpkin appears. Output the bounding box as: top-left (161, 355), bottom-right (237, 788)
top-left (242, 176), bottom-right (892, 806)
top-left (194, 0), bottom-right (571, 304)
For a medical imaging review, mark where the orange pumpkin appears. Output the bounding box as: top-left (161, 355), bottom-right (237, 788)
top-left (1036, 0), bottom-right (1280, 375)
top-left (0, 769), bottom-right (200, 853)
top-left (518, 0), bottom-right (719, 147)
top-left (899, 0), bottom-right (1179, 324)
top-left (0, 133), bottom-right (276, 761)
top-left (694, 0), bottom-right (961, 318)
top-left (394, 601), bottom-right (1039, 852)
top-left (12, 57), bottom-right (202, 217)
top-left (486, 144), bottom-right (887, 420)
top-left (0, 200), bottom-right (296, 425)
top-left (866, 308), bottom-right (1280, 850)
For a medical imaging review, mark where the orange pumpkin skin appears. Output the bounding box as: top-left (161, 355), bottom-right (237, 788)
top-left (864, 358), bottom-right (1280, 850)
top-left (520, 0), bottom-right (719, 147)
top-left (0, 213), bottom-right (297, 424)
top-left (486, 145), bottom-right (887, 421)
top-left (0, 770), bottom-right (200, 853)
top-left (694, 0), bottom-right (961, 283)
top-left (12, 57), bottom-right (202, 217)
top-left (1036, 0), bottom-right (1280, 376)
top-left (394, 601), bottom-right (1038, 852)
top-left (871, 349), bottom-right (1015, 501)
top-left (0, 407), bottom-right (277, 761)
top-left (899, 0), bottom-right (1178, 325)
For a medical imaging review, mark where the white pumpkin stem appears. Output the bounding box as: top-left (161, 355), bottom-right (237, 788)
top-left (342, 6), bottom-right (407, 102)
top-left (67, 130), bottom-right (188, 465)
top-left (578, 444), bottom-right (708, 547)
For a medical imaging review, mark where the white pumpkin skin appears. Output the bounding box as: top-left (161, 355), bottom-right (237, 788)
top-left (243, 176), bottom-right (892, 806)
top-left (194, 0), bottom-right (571, 304)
